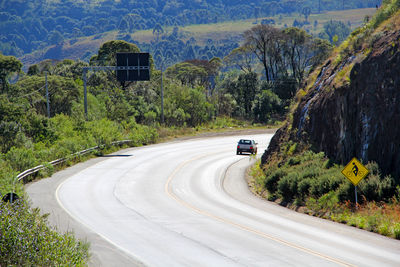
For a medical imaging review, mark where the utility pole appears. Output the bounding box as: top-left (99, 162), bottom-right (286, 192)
top-left (318, 0), bottom-right (321, 14)
top-left (83, 68), bottom-right (88, 120)
top-left (45, 72), bottom-right (50, 118)
top-left (161, 62), bottom-right (164, 124)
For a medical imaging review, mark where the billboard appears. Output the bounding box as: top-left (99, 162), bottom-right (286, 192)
top-left (116, 53), bottom-right (150, 81)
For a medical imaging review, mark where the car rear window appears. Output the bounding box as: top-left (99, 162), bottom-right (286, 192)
top-left (239, 140), bottom-right (251, 144)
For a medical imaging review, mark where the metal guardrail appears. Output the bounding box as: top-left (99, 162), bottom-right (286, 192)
top-left (16, 140), bottom-right (132, 184)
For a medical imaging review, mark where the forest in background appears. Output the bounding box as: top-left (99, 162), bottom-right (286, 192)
top-left (1, 0), bottom-right (380, 67)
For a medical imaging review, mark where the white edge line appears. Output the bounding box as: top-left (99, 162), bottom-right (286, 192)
top-left (55, 177), bottom-right (146, 266)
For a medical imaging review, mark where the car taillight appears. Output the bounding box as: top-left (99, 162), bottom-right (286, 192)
top-left (237, 145), bottom-right (240, 148)
top-left (250, 146), bottom-right (253, 149)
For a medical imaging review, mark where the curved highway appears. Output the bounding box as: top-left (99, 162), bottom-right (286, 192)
top-left (27, 133), bottom-right (400, 266)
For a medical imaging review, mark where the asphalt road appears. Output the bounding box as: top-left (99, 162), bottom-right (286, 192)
top-left (26, 133), bottom-right (400, 266)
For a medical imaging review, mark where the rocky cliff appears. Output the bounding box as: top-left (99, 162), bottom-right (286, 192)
top-left (262, 12), bottom-right (400, 182)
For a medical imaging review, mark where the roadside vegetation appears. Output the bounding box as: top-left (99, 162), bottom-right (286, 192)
top-left (249, 151), bottom-right (400, 239)
top-left (0, 201), bottom-right (89, 266)
top-left (1, 1), bottom-right (396, 264)
top-left (247, 0), bottom-right (400, 241)
top-left (0, 36), bottom-right (292, 264)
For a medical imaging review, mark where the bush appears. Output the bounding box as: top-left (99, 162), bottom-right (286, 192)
top-left (393, 223), bottom-right (400, 239)
top-left (4, 147), bottom-right (38, 172)
top-left (337, 181), bottom-right (354, 202)
top-left (265, 168), bottom-right (286, 193)
top-left (357, 162), bottom-right (396, 202)
top-left (277, 173), bottom-right (298, 202)
top-left (297, 178), bottom-right (312, 199)
top-left (310, 173), bottom-right (341, 198)
top-left (87, 118), bottom-right (123, 148)
top-left (0, 201), bottom-right (89, 266)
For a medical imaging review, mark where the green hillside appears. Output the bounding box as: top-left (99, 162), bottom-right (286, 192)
top-left (20, 8), bottom-right (376, 68)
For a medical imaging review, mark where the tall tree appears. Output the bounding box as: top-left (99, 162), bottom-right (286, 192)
top-left (89, 40), bottom-right (141, 66)
top-left (0, 53), bottom-right (22, 92)
top-left (320, 20), bottom-right (351, 44)
top-left (302, 7), bottom-right (311, 22)
top-left (224, 45), bottom-right (256, 73)
top-left (244, 25), bottom-right (271, 81)
top-left (283, 27), bottom-right (312, 84)
top-left (153, 23), bottom-right (164, 42)
top-left (244, 24), bottom-right (283, 81)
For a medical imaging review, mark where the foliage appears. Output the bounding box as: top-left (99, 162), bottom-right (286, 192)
top-left (243, 25), bottom-right (332, 86)
top-left (252, 89), bottom-right (282, 123)
top-left (321, 198), bottom-right (400, 239)
top-left (0, 0), bottom-right (378, 57)
top-left (12, 75), bottom-right (80, 117)
top-left (251, 149), bottom-right (400, 239)
top-left (0, 53), bottom-right (22, 91)
top-left (0, 201), bottom-right (89, 265)
top-left (90, 40), bottom-right (141, 66)
top-left (318, 20), bottom-right (351, 45)
top-left (259, 150), bottom-right (398, 205)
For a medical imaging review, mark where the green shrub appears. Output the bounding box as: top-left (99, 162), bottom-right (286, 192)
top-left (393, 223), bottom-right (400, 239)
top-left (265, 168), bottom-right (286, 192)
top-left (287, 156), bottom-right (301, 166)
top-left (0, 160), bottom-right (20, 196)
top-left (367, 215), bottom-right (379, 232)
top-left (0, 201), bottom-right (89, 266)
top-left (378, 221), bottom-right (391, 236)
top-left (309, 175), bottom-right (331, 197)
top-left (358, 162), bottom-right (396, 202)
top-left (337, 181), bottom-right (354, 202)
top-left (359, 174), bottom-right (395, 202)
top-left (323, 158), bottom-right (335, 169)
top-left (4, 147), bottom-right (38, 172)
top-left (318, 191), bottom-right (339, 212)
top-left (277, 173), bottom-right (298, 202)
top-left (87, 118), bottom-right (123, 147)
top-left (297, 178), bottom-right (312, 199)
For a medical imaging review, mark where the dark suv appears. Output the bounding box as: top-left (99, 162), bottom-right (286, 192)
top-left (236, 139), bottom-right (257, 155)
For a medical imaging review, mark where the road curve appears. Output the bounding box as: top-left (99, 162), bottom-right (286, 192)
top-left (26, 133), bottom-right (400, 266)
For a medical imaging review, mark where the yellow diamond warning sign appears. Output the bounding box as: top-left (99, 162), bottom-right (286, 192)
top-left (341, 158), bottom-right (369, 186)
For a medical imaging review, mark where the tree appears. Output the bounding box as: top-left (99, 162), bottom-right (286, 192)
top-left (152, 23), bottom-right (164, 42)
top-left (13, 75), bottom-right (80, 116)
top-left (244, 25), bottom-right (282, 81)
top-left (90, 40), bottom-right (141, 66)
top-left (224, 71), bottom-right (259, 117)
top-left (283, 27), bottom-right (312, 84)
top-left (302, 7), bottom-right (311, 22)
top-left (308, 38), bottom-right (332, 70)
top-left (165, 62), bottom-right (207, 87)
top-left (27, 64), bottom-right (40, 76)
top-left (252, 90), bottom-right (282, 123)
top-left (48, 30), bottom-right (64, 45)
top-left (0, 53), bottom-right (22, 92)
top-left (223, 45), bottom-right (256, 73)
top-left (319, 20), bottom-right (351, 44)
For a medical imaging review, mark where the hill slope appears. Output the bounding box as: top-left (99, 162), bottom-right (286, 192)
top-left (262, 3), bottom-right (400, 182)
top-left (19, 8), bottom-right (375, 68)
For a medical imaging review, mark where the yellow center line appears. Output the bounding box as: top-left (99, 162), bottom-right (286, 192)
top-left (165, 154), bottom-right (357, 267)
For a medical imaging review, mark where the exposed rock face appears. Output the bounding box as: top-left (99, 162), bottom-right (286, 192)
top-left (262, 27), bottom-right (400, 181)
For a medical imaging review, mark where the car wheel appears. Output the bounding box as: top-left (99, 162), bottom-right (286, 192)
top-left (236, 150), bottom-right (239, 155)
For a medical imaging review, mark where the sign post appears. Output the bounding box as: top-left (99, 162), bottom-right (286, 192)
top-left (116, 53), bottom-right (150, 82)
top-left (341, 157), bottom-right (369, 207)
top-left (82, 53), bottom-right (150, 119)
